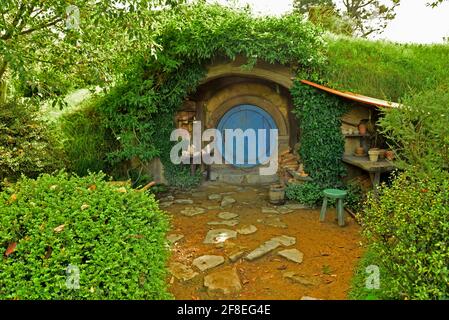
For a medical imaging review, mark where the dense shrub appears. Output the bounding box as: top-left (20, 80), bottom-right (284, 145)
top-left (59, 98), bottom-right (116, 176)
top-left (0, 171), bottom-right (171, 299)
top-left (360, 171), bottom-right (449, 299)
top-left (379, 87), bottom-right (449, 175)
top-left (285, 182), bottom-right (323, 207)
top-left (0, 100), bottom-right (64, 182)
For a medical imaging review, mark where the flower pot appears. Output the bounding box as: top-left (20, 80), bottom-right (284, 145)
top-left (378, 149), bottom-right (386, 160)
top-left (355, 147), bottom-right (365, 156)
top-left (368, 149), bottom-right (379, 162)
top-left (385, 150), bottom-right (395, 161)
top-left (358, 123), bottom-right (367, 135)
top-left (269, 184), bottom-right (285, 205)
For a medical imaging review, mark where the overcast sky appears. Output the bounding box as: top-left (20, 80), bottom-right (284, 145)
top-left (215, 0), bottom-right (449, 44)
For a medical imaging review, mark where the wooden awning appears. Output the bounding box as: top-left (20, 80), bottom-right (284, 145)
top-left (301, 80), bottom-right (400, 109)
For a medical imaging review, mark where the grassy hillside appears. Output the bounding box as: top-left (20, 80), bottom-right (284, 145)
top-left (325, 36), bottom-right (449, 101)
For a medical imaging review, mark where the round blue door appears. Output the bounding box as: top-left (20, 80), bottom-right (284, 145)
top-left (217, 104), bottom-right (277, 168)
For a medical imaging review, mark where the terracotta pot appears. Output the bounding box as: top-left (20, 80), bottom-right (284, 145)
top-left (358, 123), bottom-right (367, 135)
top-left (355, 147), bottom-right (365, 155)
top-left (385, 150), bottom-right (395, 161)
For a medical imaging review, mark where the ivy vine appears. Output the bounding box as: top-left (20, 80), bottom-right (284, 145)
top-left (290, 80), bottom-right (348, 188)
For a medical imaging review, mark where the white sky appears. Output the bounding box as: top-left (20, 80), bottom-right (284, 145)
top-left (214, 0), bottom-right (449, 44)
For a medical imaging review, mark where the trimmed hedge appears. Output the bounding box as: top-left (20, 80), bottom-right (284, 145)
top-left (0, 172), bottom-right (171, 300)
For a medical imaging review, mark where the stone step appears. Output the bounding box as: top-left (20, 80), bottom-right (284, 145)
top-left (209, 165), bottom-right (278, 185)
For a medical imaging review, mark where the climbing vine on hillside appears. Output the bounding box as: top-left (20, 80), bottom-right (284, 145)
top-left (291, 80), bottom-right (348, 187)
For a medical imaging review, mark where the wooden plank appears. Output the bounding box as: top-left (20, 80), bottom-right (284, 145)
top-left (342, 155), bottom-right (395, 173)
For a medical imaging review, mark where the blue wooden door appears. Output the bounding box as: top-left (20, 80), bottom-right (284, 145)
top-left (217, 104), bottom-right (277, 168)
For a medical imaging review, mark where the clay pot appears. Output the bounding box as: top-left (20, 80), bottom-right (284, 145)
top-left (355, 147), bottom-right (365, 156)
top-left (378, 149), bottom-right (386, 160)
top-left (269, 184), bottom-right (285, 205)
top-left (358, 123), bottom-right (367, 135)
top-left (368, 149), bottom-right (379, 162)
top-left (385, 150), bottom-right (395, 161)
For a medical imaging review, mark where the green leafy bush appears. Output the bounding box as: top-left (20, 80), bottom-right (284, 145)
top-left (59, 98), bottom-right (116, 176)
top-left (379, 87), bottom-right (449, 175)
top-left (360, 171), bottom-right (449, 299)
top-left (0, 171), bottom-right (171, 300)
top-left (0, 100), bottom-right (64, 182)
top-left (285, 182), bottom-right (323, 207)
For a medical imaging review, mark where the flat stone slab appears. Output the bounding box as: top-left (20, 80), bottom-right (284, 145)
top-left (174, 199), bottom-right (194, 205)
top-left (160, 195), bottom-right (174, 201)
top-left (206, 206), bottom-right (221, 210)
top-left (204, 268), bottom-right (242, 295)
top-left (259, 216), bottom-right (288, 228)
top-left (301, 296), bottom-right (322, 300)
top-left (167, 234), bottom-right (184, 244)
top-left (181, 207), bottom-right (206, 217)
top-left (218, 212), bottom-right (239, 220)
top-left (271, 235), bottom-right (296, 246)
top-left (208, 194), bottom-right (222, 200)
top-left (192, 255), bottom-right (225, 272)
top-left (283, 272), bottom-right (317, 286)
top-left (169, 262), bottom-right (198, 281)
top-left (261, 207), bottom-right (279, 214)
top-left (159, 201), bottom-right (173, 208)
top-left (191, 192), bottom-right (207, 198)
top-left (236, 225), bottom-right (258, 235)
top-left (278, 249), bottom-right (303, 263)
top-left (207, 220), bottom-right (239, 227)
top-left (276, 207), bottom-right (294, 214)
top-left (229, 250), bottom-right (246, 262)
top-left (203, 229), bottom-right (237, 244)
top-left (245, 240), bottom-right (281, 261)
top-left (221, 196), bottom-right (236, 207)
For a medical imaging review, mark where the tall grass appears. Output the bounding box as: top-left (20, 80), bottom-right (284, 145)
top-left (325, 36), bottom-right (449, 101)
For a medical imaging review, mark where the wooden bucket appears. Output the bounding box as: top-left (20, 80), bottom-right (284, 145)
top-left (269, 184), bottom-right (285, 205)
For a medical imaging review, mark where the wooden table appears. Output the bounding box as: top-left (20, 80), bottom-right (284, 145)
top-left (342, 155), bottom-right (395, 196)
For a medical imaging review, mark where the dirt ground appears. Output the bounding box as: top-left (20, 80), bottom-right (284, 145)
top-left (163, 182), bottom-right (363, 300)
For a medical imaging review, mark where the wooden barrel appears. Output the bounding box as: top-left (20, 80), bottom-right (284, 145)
top-left (269, 184), bottom-right (285, 205)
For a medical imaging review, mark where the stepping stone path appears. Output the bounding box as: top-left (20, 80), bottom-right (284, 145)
top-left (207, 220), bottom-right (239, 227)
top-left (181, 206), bottom-right (205, 217)
top-left (207, 206), bottom-right (221, 210)
top-left (174, 199), bottom-right (194, 205)
top-left (208, 194), bottom-right (222, 200)
top-left (245, 235), bottom-right (296, 261)
top-left (204, 268), bottom-right (242, 295)
top-left (203, 229), bottom-right (237, 244)
top-left (221, 196), bottom-right (236, 207)
top-left (236, 225), bottom-right (258, 235)
top-left (283, 272), bottom-right (316, 286)
top-left (218, 212), bottom-right (239, 220)
top-left (192, 255), bottom-right (225, 271)
top-left (167, 234), bottom-right (184, 244)
top-left (169, 262), bottom-right (198, 281)
top-left (278, 249), bottom-right (303, 263)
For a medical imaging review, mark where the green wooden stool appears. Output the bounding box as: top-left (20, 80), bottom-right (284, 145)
top-left (320, 189), bottom-right (347, 227)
